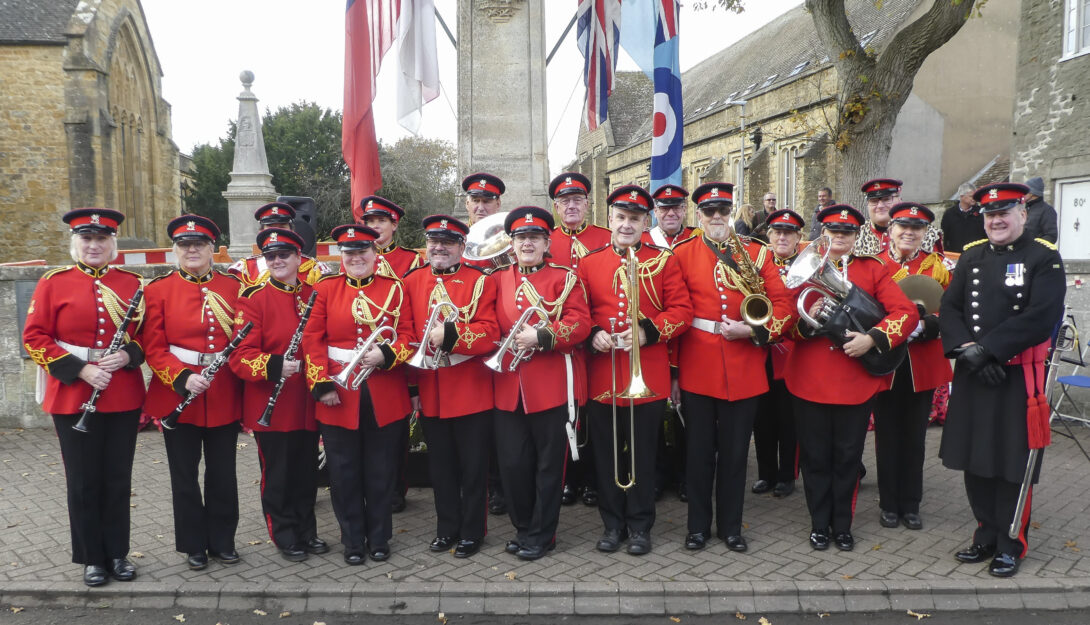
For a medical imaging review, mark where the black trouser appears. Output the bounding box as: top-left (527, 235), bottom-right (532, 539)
top-left (393, 414), bottom-right (410, 496)
top-left (565, 405), bottom-right (596, 490)
top-left (254, 429), bottom-right (320, 550)
top-left (754, 378), bottom-right (798, 484)
top-left (655, 405), bottom-right (686, 493)
top-left (319, 387), bottom-right (404, 553)
top-left (495, 404), bottom-right (568, 548)
top-left (163, 422), bottom-right (239, 555)
top-left (965, 471), bottom-right (1035, 558)
top-left (53, 410), bottom-right (139, 565)
top-left (794, 398), bottom-right (872, 534)
top-left (588, 399), bottom-right (663, 534)
top-left (683, 392), bottom-right (757, 537)
top-left (489, 411), bottom-right (505, 503)
top-left (873, 371), bottom-right (932, 516)
top-left (421, 409), bottom-right (492, 540)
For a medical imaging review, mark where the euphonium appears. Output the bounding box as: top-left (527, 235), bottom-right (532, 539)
top-left (407, 301), bottom-right (460, 369)
top-left (485, 305), bottom-right (549, 372)
top-left (331, 325), bottom-right (397, 390)
top-left (726, 207), bottom-right (773, 327)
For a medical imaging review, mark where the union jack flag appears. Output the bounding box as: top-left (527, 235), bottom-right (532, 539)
top-left (576, 0), bottom-right (621, 132)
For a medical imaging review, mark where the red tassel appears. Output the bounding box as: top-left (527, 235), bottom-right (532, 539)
top-left (1026, 397), bottom-right (1050, 449)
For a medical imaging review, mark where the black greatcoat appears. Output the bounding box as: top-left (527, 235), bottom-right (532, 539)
top-left (938, 233), bottom-right (1065, 483)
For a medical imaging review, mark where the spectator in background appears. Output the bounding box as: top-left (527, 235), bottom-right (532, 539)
top-left (940, 183), bottom-right (986, 254)
top-left (1022, 177), bottom-right (1059, 243)
top-left (809, 187), bottom-right (836, 240)
top-left (734, 203), bottom-right (767, 237)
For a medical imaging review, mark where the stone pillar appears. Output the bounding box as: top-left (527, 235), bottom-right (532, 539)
top-left (222, 71), bottom-right (277, 258)
top-left (457, 0), bottom-right (549, 212)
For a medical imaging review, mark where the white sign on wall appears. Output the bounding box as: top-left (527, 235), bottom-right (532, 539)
top-left (1057, 177), bottom-right (1090, 261)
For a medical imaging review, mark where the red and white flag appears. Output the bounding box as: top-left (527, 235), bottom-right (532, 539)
top-left (397, 0), bottom-right (440, 134)
top-left (577, 0), bottom-right (622, 132)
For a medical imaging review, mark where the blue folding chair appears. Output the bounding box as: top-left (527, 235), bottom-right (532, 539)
top-left (1053, 314), bottom-right (1090, 425)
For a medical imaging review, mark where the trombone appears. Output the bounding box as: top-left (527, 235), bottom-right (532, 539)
top-left (484, 305), bottom-right (549, 372)
top-left (331, 325), bottom-right (397, 390)
top-left (610, 247), bottom-right (656, 491)
top-left (408, 301), bottom-right (460, 369)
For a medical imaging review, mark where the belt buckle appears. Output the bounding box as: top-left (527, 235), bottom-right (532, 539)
top-left (87, 348), bottom-right (106, 362)
top-left (198, 352), bottom-right (219, 366)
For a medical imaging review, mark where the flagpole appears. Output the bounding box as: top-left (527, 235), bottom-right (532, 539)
top-left (546, 11), bottom-right (580, 66)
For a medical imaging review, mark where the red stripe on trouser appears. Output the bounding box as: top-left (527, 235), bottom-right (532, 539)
top-left (850, 474), bottom-right (860, 517)
top-left (256, 441), bottom-right (275, 543)
top-left (793, 443), bottom-right (800, 479)
top-left (1017, 486), bottom-right (1033, 558)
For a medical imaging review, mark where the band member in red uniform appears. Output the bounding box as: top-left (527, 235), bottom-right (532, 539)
top-left (228, 202), bottom-right (329, 286)
top-left (642, 184), bottom-right (699, 248)
top-left (491, 206), bottom-right (591, 560)
top-left (785, 205), bottom-right (917, 552)
top-left (356, 195), bottom-right (423, 279)
top-left (549, 172), bottom-right (612, 272)
top-left (23, 208), bottom-right (146, 587)
top-left (874, 203), bottom-right (952, 532)
top-left (577, 185), bottom-right (693, 556)
top-left (752, 209), bottom-right (806, 499)
top-left (230, 228), bottom-right (327, 562)
top-left (301, 225), bottom-right (414, 565)
top-left (853, 179), bottom-right (900, 256)
top-left (142, 215), bottom-right (244, 571)
top-left (548, 171), bottom-right (609, 506)
top-left (403, 215), bottom-right (500, 557)
top-left (671, 183), bottom-right (795, 552)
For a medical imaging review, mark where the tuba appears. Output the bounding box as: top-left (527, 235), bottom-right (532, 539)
top-left (407, 301), bottom-right (460, 369)
top-left (485, 305), bottom-right (549, 372)
top-left (463, 212), bottom-right (513, 271)
top-left (784, 236), bottom-right (907, 376)
top-left (331, 325), bottom-right (398, 390)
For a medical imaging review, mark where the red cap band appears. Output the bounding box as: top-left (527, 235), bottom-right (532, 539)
top-left (980, 187), bottom-right (1025, 205)
top-left (171, 220), bottom-right (216, 240)
top-left (696, 187), bottom-right (733, 204)
top-left (67, 213), bottom-right (120, 231)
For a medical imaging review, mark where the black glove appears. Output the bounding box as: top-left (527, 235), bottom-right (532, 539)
top-left (955, 343), bottom-right (991, 373)
top-left (976, 361), bottom-right (1007, 386)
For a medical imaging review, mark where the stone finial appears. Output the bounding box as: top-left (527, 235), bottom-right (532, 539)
top-left (240, 70), bottom-right (255, 89)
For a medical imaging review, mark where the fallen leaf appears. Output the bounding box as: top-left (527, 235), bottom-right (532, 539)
top-left (735, 613), bottom-right (746, 620)
top-left (818, 614), bottom-right (831, 619)
top-left (842, 575), bottom-right (853, 579)
top-left (279, 611), bottom-right (291, 618)
top-left (131, 552), bottom-right (144, 558)
top-left (130, 503), bottom-right (137, 508)
top-left (504, 571), bottom-right (517, 580)
top-left (254, 609), bottom-right (267, 615)
top-left (906, 609), bottom-right (931, 620)
top-left (386, 572), bottom-right (393, 579)
top-left (670, 618), bottom-right (681, 623)
top-left (758, 618), bottom-right (772, 625)
top-left (152, 460), bottom-right (162, 464)
top-left (1065, 540), bottom-right (1078, 548)
top-left (156, 534), bottom-right (164, 539)
top-left (314, 622), bottom-right (326, 625)
top-left (10, 607), bottom-right (24, 613)
top-left (39, 454), bottom-right (47, 458)
top-left (438, 612), bottom-right (448, 625)
top-left (871, 544), bottom-right (881, 551)
top-left (21, 473), bottom-right (28, 477)
top-left (1030, 521), bottom-right (1041, 529)
top-left (248, 540), bottom-right (263, 545)
top-left (173, 615), bottom-right (185, 623)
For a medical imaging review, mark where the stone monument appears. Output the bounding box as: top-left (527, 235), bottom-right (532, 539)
top-left (457, 0), bottom-right (550, 211)
top-left (222, 71), bottom-right (278, 258)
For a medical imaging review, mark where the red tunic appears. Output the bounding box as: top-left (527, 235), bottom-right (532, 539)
top-left (301, 273), bottom-right (415, 428)
top-left (769, 252), bottom-right (801, 380)
top-left (879, 249), bottom-right (953, 392)
top-left (142, 270), bottom-right (243, 427)
top-left (230, 279), bottom-right (317, 432)
top-left (549, 223), bottom-right (612, 270)
top-left (376, 243), bottom-right (423, 278)
top-left (491, 263), bottom-right (591, 413)
top-left (672, 235), bottom-right (796, 401)
top-left (576, 244), bottom-right (693, 406)
top-left (228, 254), bottom-right (329, 288)
top-left (784, 256), bottom-right (919, 405)
top-left (23, 264), bottom-right (147, 415)
top-left (640, 225), bottom-right (698, 249)
top-left (403, 263), bottom-right (500, 419)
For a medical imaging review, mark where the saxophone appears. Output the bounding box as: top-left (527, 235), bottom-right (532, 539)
top-left (725, 212), bottom-right (773, 327)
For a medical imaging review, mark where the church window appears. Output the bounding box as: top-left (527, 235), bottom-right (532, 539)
top-left (778, 144), bottom-right (801, 211)
top-left (1063, 0), bottom-right (1090, 58)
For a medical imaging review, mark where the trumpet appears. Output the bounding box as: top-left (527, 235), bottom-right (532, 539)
top-left (331, 325), bottom-right (397, 390)
top-left (484, 305), bottom-right (549, 372)
top-left (408, 301), bottom-right (460, 369)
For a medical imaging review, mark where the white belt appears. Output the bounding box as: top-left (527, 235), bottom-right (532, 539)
top-left (169, 345), bottom-right (221, 367)
top-left (55, 340), bottom-right (106, 362)
top-left (691, 317), bottom-right (723, 335)
top-left (329, 345), bottom-right (472, 367)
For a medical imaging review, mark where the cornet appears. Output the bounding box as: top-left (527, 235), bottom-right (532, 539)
top-left (331, 325), bottom-right (398, 390)
top-left (408, 301), bottom-right (460, 369)
top-left (484, 305), bottom-right (549, 372)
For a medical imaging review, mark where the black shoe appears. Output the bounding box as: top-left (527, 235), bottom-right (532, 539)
top-left (505, 540), bottom-right (521, 555)
top-left (453, 539), bottom-right (482, 558)
top-left (677, 483), bottom-right (688, 503)
top-left (344, 551), bottom-right (365, 566)
top-left (772, 481), bottom-right (794, 497)
top-left (430, 536), bottom-right (457, 552)
top-left (684, 532), bottom-right (707, 550)
top-left (879, 510), bottom-right (900, 528)
top-left (306, 537), bottom-right (330, 555)
top-left (516, 541), bottom-right (555, 561)
top-left (187, 552), bottom-right (209, 571)
top-left (582, 487), bottom-right (599, 506)
top-left (210, 549), bottom-right (240, 565)
top-left (809, 530), bottom-right (830, 551)
top-left (751, 479), bottom-right (772, 494)
top-left (369, 545), bottom-right (390, 562)
top-left (83, 564), bottom-right (108, 587)
top-left (596, 528), bottom-right (626, 553)
top-left (108, 558), bottom-right (136, 582)
top-left (488, 494), bottom-right (507, 516)
top-left (725, 535), bottom-right (748, 553)
top-left (988, 552), bottom-right (1020, 577)
top-left (902, 513), bottom-right (923, 530)
top-left (627, 531), bottom-right (652, 555)
top-left (955, 543), bottom-right (996, 564)
top-left (391, 492), bottom-right (407, 514)
top-left (280, 546), bottom-right (308, 562)
top-left (834, 532), bottom-right (855, 551)
top-left (561, 484), bottom-right (577, 506)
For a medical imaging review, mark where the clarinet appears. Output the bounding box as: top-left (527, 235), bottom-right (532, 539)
top-left (73, 288), bottom-right (144, 433)
top-left (160, 321), bottom-right (253, 430)
top-left (257, 291), bottom-right (318, 427)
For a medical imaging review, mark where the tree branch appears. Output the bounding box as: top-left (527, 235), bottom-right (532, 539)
top-left (876, 0), bottom-right (977, 81)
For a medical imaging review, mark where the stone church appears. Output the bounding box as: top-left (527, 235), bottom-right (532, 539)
top-left (0, 0), bottom-right (180, 264)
